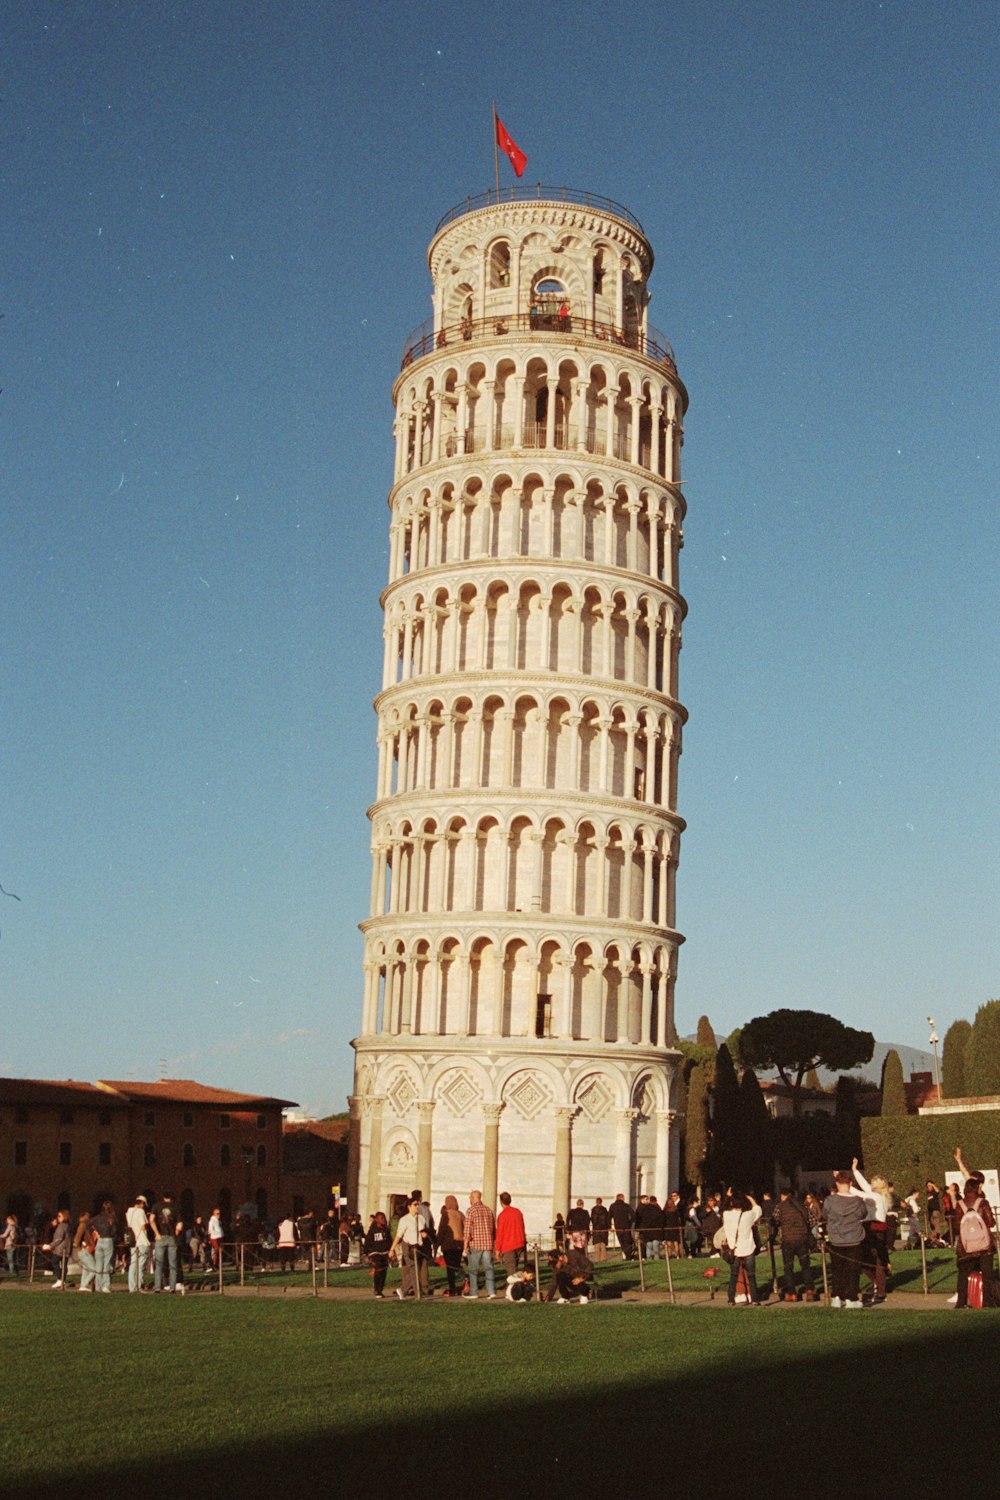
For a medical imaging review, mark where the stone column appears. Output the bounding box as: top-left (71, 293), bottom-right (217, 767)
top-left (654, 1110), bottom-right (673, 1204)
top-left (366, 1095), bottom-right (386, 1220)
top-left (345, 1094), bottom-right (362, 1212)
top-left (416, 1099), bottom-right (435, 1200)
top-left (614, 1108), bottom-right (638, 1200)
top-left (552, 1107), bottom-right (576, 1223)
top-left (482, 1103), bottom-right (503, 1212)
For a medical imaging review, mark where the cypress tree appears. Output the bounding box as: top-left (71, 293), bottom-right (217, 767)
top-left (942, 1019), bottom-right (972, 1098)
top-left (684, 1061), bottom-right (710, 1189)
top-left (696, 1014), bottom-right (716, 1048)
top-left (738, 1067), bottom-right (774, 1195)
top-left (710, 1043), bottom-right (741, 1188)
top-left (833, 1075), bottom-right (861, 1166)
top-left (880, 1048), bottom-right (907, 1116)
top-left (965, 1000), bottom-right (1000, 1097)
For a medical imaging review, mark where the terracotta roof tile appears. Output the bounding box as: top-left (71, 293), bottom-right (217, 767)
top-left (97, 1079), bottom-right (297, 1109)
top-left (0, 1078), bottom-right (128, 1108)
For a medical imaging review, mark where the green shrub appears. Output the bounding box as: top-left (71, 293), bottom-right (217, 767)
top-left (861, 1110), bottom-right (1000, 1191)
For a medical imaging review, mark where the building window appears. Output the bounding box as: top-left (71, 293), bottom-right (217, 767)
top-left (220, 1113), bottom-right (231, 1130)
top-left (58, 1142), bottom-right (72, 1166)
top-left (256, 1113), bottom-right (267, 1130)
top-left (183, 1112), bottom-right (195, 1129)
top-left (257, 1144), bottom-right (267, 1168)
top-left (220, 1144), bottom-right (231, 1167)
top-left (143, 1111), bottom-right (156, 1128)
top-left (143, 1143), bottom-right (156, 1168)
top-left (98, 1142), bottom-right (112, 1167)
top-left (14, 1140), bottom-right (28, 1166)
top-left (59, 1108), bottom-right (74, 1125)
top-left (183, 1144), bottom-right (195, 1167)
top-left (535, 994), bottom-right (552, 1039)
top-left (15, 1107), bottom-right (28, 1125)
top-left (99, 1110), bottom-right (112, 1127)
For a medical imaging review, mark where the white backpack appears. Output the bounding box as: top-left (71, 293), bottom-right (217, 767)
top-left (958, 1198), bottom-right (992, 1254)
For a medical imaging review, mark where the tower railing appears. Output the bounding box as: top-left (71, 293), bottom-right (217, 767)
top-left (433, 185), bottom-right (646, 236)
top-left (401, 311), bottom-right (676, 374)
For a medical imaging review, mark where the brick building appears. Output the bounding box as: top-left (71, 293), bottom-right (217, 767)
top-left (1, 1077), bottom-right (295, 1226)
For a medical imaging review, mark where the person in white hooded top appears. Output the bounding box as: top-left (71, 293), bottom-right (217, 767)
top-left (721, 1191), bottom-right (763, 1306)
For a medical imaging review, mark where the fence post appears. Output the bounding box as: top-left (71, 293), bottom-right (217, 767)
top-left (311, 1243), bottom-right (318, 1298)
top-left (920, 1233), bottom-right (929, 1295)
top-left (218, 1243), bottom-right (224, 1296)
top-left (663, 1243), bottom-right (676, 1304)
top-left (819, 1237), bottom-right (830, 1305)
top-left (637, 1239), bottom-right (646, 1292)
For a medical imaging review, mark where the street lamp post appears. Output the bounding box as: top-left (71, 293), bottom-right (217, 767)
top-left (928, 1018), bottom-right (942, 1098)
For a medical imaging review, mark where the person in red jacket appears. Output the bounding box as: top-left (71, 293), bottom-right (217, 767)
top-left (494, 1191), bottom-right (527, 1278)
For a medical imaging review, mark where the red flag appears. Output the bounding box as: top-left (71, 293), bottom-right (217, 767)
top-left (495, 115), bottom-right (526, 178)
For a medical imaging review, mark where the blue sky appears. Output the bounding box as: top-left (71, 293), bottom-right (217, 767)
top-left (3, 1), bottom-right (996, 1115)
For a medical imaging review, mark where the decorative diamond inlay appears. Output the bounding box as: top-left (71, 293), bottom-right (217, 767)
top-left (505, 1072), bottom-right (553, 1122)
top-left (577, 1076), bottom-right (614, 1123)
top-left (387, 1073), bottom-right (417, 1114)
top-left (439, 1071), bottom-right (480, 1118)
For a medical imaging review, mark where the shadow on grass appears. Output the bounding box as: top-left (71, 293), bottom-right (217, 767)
top-left (11, 1314), bottom-right (1000, 1499)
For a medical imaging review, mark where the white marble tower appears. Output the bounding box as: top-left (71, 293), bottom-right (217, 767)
top-left (347, 187), bottom-right (688, 1234)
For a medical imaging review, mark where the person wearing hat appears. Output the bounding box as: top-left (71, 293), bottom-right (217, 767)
top-left (126, 1193), bottom-right (152, 1293)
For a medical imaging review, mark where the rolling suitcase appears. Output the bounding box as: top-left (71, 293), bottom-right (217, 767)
top-left (967, 1270), bottom-right (984, 1309)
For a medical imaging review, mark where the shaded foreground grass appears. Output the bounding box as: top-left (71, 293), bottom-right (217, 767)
top-left (3, 1297), bottom-right (999, 1498)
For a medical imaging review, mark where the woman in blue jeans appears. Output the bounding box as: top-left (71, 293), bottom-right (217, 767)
top-left (722, 1191), bottom-right (763, 1305)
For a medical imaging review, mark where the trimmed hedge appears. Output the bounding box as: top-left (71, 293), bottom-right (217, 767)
top-left (861, 1110), bottom-right (1000, 1190)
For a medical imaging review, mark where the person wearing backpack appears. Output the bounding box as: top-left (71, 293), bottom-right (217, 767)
top-left (953, 1164), bottom-right (997, 1309)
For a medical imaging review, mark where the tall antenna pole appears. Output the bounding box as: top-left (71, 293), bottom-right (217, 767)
top-left (492, 99), bottom-right (500, 199)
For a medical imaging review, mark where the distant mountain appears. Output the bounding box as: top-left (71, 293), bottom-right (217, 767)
top-left (683, 1034), bottom-right (934, 1088)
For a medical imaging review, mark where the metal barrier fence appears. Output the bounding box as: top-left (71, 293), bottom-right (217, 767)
top-left (2, 1232), bottom-right (985, 1304)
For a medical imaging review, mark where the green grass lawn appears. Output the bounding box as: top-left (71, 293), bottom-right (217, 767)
top-left (2, 1288), bottom-right (997, 1498)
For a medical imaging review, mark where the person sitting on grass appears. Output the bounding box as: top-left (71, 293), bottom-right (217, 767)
top-left (553, 1232), bottom-right (594, 1303)
top-left (505, 1266), bottom-right (536, 1301)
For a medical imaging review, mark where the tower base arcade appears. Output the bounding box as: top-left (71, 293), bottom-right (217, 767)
top-left (349, 1037), bottom-right (679, 1236)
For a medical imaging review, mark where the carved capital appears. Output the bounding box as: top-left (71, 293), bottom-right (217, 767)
top-left (482, 1102), bottom-right (504, 1125)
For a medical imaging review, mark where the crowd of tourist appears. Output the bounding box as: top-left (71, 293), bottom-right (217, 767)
top-left (2, 1147), bottom-right (994, 1307)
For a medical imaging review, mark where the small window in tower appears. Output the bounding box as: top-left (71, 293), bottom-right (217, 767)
top-left (535, 994), bottom-right (552, 1039)
top-left (489, 240), bottom-right (511, 288)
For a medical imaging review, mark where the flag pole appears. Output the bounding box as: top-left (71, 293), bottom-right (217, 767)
top-left (492, 99), bottom-right (500, 199)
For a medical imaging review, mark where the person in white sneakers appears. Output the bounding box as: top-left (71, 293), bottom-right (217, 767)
top-left (43, 1210), bottom-right (72, 1288)
top-left (126, 1195), bottom-right (152, 1292)
top-left (822, 1171), bottom-right (868, 1307)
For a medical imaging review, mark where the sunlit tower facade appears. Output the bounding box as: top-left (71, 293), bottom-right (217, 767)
top-left (347, 188), bottom-right (689, 1233)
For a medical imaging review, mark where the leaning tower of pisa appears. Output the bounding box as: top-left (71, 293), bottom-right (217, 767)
top-left (346, 187), bottom-right (689, 1234)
